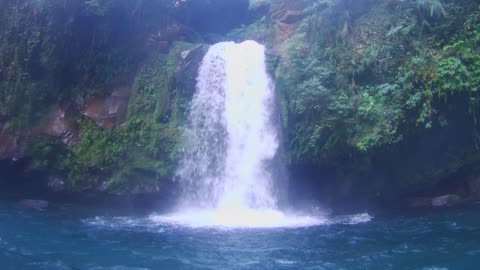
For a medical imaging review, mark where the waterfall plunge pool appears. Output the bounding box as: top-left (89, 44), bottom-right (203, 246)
top-left (1, 201), bottom-right (480, 270)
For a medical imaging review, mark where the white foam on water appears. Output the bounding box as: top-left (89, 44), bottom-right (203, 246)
top-left (82, 216), bottom-right (166, 232)
top-left (83, 212), bottom-right (372, 230)
top-left (150, 208), bottom-right (327, 229)
top-left (149, 211), bottom-right (372, 229)
top-left (334, 213), bottom-right (373, 225)
top-left (275, 259), bottom-right (297, 265)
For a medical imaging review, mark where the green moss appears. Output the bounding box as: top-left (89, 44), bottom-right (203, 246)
top-left (27, 139), bottom-right (64, 168)
top-left (78, 43), bottom-right (194, 193)
top-left (61, 118), bottom-right (127, 186)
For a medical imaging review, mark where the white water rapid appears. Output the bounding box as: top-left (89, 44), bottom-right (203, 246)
top-left (152, 41), bottom-right (325, 228)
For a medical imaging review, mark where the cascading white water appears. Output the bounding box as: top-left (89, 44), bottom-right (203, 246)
top-left (152, 41), bottom-right (323, 228)
top-left (178, 40), bottom-right (278, 210)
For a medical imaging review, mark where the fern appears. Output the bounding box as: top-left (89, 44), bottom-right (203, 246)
top-left (416, 0), bottom-right (447, 18)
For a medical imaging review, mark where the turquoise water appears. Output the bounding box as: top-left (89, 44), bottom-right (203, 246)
top-left (1, 200), bottom-right (480, 270)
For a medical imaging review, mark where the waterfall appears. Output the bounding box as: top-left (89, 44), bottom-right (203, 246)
top-left (177, 40), bottom-right (279, 210)
top-left (152, 41), bottom-right (322, 228)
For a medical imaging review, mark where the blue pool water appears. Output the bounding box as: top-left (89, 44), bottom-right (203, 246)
top-left (1, 200), bottom-right (480, 270)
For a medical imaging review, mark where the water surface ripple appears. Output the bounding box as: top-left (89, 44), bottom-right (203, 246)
top-left (1, 201), bottom-right (479, 270)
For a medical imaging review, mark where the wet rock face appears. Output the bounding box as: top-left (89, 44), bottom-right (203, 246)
top-left (40, 107), bottom-right (75, 145)
top-left (269, 0), bottom-right (306, 56)
top-left (83, 85), bottom-right (131, 129)
top-left (271, 0), bottom-right (304, 25)
top-left (176, 45), bottom-right (209, 101)
top-left (46, 109), bottom-right (67, 137)
top-left (469, 177), bottom-right (480, 200)
top-left (179, 0), bottom-right (250, 34)
top-left (0, 122), bottom-right (23, 161)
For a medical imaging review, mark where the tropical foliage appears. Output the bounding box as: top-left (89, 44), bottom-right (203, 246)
top-left (278, 0), bottom-right (480, 192)
top-left (2, 0), bottom-right (480, 196)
